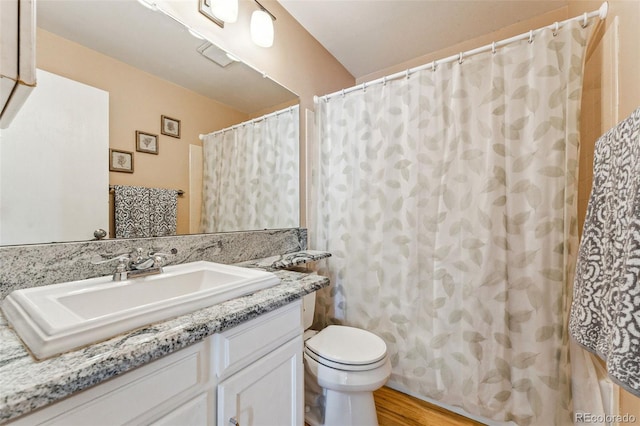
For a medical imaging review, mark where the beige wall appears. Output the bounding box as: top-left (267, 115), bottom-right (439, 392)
top-left (568, 0), bottom-right (640, 419)
top-left (37, 28), bottom-right (249, 236)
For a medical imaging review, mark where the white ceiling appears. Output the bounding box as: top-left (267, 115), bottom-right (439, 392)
top-left (278, 0), bottom-right (569, 78)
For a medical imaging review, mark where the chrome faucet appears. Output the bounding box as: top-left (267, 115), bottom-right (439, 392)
top-left (92, 248), bottom-right (177, 281)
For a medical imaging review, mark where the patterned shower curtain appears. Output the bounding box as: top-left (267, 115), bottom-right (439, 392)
top-left (313, 21), bottom-right (595, 425)
top-left (200, 106), bottom-right (299, 233)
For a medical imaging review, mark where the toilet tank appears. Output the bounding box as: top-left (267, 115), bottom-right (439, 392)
top-left (302, 291), bottom-right (316, 330)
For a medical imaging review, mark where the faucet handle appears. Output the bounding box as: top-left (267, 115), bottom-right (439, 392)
top-left (129, 248), bottom-right (145, 263)
top-left (148, 248), bottom-right (177, 267)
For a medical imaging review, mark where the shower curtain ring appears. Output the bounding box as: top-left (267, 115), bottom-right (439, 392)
top-left (363, 82), bottom-right (367, 92)
top-left (581, 12), bottom-right (588, 28)
top-left (528, 30), bottom-right (534, 43)
top-left (382, 76), bottom-right (387, 86)
top-left (406, 69), bottom-right (410, 79)
top-left (491, 42), bottom-right (496, 54)
top-left (341, 89), bottom-right (345, 98)
top-left (458, 52), bottom-right (464, 64)
top-left (553, 22), bottom-right (559, 36)
top-left (432, 60), bottom-right (437, 71)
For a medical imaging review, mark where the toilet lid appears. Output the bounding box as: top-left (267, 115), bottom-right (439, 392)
top-left (305, 325), bottom-right (387, 365)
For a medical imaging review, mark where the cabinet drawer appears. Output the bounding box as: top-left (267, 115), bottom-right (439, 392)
top-left (12, 342), bottom-right (207, 425)
top-left (213, 300), bottom-right (302, 380)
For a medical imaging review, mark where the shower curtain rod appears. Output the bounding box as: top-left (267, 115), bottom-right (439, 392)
top-left (315, 2), bottom-right (608, 103)
top-left (198, 105), bottom-right (298, 140)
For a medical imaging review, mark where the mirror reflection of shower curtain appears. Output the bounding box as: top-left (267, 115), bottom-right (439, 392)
top-left (200, 105), bottom-right (299, 233)
top-left (313, 21), bottom-right (604, 426)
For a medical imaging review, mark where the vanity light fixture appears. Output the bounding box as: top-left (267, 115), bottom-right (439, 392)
top-left (210, 0), bottom-right (238, 23)
top-left (251, 0), bottom-right (276, 48)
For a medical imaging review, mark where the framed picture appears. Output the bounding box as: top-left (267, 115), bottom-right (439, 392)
top-left (198, 0), bottom-right (224, 28)
top-left (136, 131), bottom-right (159, 154)
top-left (109, 149), bottom-right (134, 173)
top-left (161, 115), bottom-right (181, 138)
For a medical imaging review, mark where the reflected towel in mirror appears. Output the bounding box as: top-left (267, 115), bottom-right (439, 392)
top-left (113, 185), bottom-right (178, 238)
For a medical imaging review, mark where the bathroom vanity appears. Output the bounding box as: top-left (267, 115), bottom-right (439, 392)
top-left (10, 301), bottom-right (303, 426)
top-left (0, 248), bottom-right (330, 425)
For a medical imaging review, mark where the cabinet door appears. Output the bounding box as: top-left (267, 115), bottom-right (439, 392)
top-left (150, 392), bottom-right (210, 426)
top-left (218, 336), bottom-right (302, 426)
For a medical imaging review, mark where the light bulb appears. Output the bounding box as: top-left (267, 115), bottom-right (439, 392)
top-left (211, 0), bottom-right (238, 23)
top-left (250, 10), bottom-right (274, 48)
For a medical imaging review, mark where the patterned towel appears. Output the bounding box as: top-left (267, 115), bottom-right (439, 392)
top-left (569, 107), bottom-right (640, 396)
top-left (149, 187), bottom-right (178, 237)
top-left (113, 185), bottom-right (178, 238)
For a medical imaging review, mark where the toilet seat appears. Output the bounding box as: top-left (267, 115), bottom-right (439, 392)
top-left (305, 325), bottom-right (387, 371)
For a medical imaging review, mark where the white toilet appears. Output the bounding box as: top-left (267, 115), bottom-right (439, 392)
top-left (302, 293), bottom-right (391, 426)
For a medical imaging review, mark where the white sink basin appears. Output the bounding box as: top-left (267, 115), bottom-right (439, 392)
top-left (1, 261), bottom-right (280, 359)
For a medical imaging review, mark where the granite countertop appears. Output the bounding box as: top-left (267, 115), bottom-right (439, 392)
top-left (0, 251), bottom-right (331, 423)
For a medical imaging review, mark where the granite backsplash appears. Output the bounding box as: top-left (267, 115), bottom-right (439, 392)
top-left (0, 228), bottom-right (307, 299)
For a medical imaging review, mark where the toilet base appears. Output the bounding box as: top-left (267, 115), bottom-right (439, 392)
top-left (327, 389), bottom-right (378, 426)
top-left (305, 387), bottom-right (378, 426)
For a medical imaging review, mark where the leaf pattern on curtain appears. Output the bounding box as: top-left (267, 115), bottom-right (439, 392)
top-left (201, 106), bottom-right (299, 233)
top-left (313, 22), bottom-right (590, 425)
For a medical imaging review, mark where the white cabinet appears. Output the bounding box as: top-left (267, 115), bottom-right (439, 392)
top-left (10, 342), bottom-right (211, 426)
top-left (213, 301), bottom-right (304, 426)
top-left (10, 301), bottom-right (303, 426)
top-left (218, 337), bottom-right (303, 426)
top-left (150, 393), bottom-right (210, 426)
top-left (0, 0), bottom-right (36, 129)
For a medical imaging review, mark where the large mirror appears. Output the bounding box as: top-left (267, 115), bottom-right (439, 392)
top-left (0, 0), bottom-right (300, 246)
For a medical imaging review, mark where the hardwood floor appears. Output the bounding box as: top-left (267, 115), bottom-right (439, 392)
top-left (305, 386), bottom-right (483, 426)
top-left (374, 386), bottom-right (483, 426)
